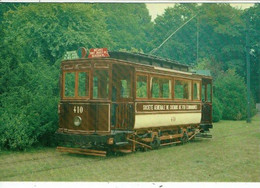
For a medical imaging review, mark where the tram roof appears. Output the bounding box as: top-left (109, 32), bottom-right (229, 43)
top-left (109, 51), bottom-right (189, 72)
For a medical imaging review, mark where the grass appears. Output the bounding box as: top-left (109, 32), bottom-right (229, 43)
top-left (0, 114), bottom-right (259, 182)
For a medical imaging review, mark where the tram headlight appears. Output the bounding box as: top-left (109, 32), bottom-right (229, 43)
top-left (74, 116), bottom-right (82, 127)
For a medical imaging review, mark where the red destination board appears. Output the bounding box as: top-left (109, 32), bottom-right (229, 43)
top-left (88, 48), bottom-right (110, 58)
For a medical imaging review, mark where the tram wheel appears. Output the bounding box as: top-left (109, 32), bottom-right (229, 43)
top-left (150, 136), bottom-right (161, 149)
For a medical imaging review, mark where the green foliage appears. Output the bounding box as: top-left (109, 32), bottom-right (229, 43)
top-left (153, 4), bottom-right (198, 64)
top-left (119, 47), bottom-right (144, 53)
top-left (0, 4), bottom-right (114, 150)
top-left (153, 3), bottom-right (259, 104)
top-left (2, 4), bottom-right (113, 64)
top-left (214, 70), bottom-right (248, 120)
top-left (153, 4), bottom-right (245, 67)
top-left (0, 62), bottom-right (59, 150)
top-left (194, 57), bottom-right (224, 79)
top-left (173, 3), bottom-right (259, 107)
top-left (243, 4), bottom-right (260, 103)
top-left (212, 97), bottom-right (223, 122)
top-left (95, 4), bottom-right (153, 52)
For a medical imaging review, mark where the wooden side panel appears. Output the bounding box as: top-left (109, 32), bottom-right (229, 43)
top-left (59, 103), bottom-right (110, 133)
top-left (87, 104), bottom-right (96, 131)
top-left (115, 103), bottom-right (134, 130)
top-left (96, 105), bottom-right (110, 131)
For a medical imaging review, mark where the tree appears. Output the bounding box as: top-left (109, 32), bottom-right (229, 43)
top-left (214, 69), bottom-right (249, 120)
top-left (198, 4), bottom-right (245, 68)
top-left (0, 62), bottom-right (59, 149)
top-left (2, 4), bottom-right (113, 64)
top-left (152, 4), bottom-right (198, 65)
top-left (0, 4), bottom-right (113, 150)
top-left (94, 4), bottom-right (154, 52)
top-left (243, 4), bottom-right (260, 103)
top-left (152, 4), bottom-right (245, 69)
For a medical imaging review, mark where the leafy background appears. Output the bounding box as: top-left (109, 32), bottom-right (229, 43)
top-left (0, 3), bottom-right (259, 150)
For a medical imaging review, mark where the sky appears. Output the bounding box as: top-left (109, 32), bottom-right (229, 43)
top-left (146, 3), bottom-right (255, 21)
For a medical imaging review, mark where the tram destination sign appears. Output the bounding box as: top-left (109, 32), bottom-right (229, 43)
top-left (88, 48), bottom-right (110, 58)
top-left (63, 51), bottom-right (79, 60)
top-left (136, 103), bottom-right (201, 112)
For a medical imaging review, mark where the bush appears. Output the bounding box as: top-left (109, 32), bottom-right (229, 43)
top-left (0, 62), bottom-right (59, 150)
top-left (214, 69), bottom-right (248, 120)
top-left (212, 97), bottom-right (223, 122)
top-left (0, 3), bottom-right (113, 150)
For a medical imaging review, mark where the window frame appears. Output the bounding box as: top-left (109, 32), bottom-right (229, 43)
top-left (92, 68), bottom-right (110, 100)
top-left (62, 70), bottom-right (91, 100)
top-left (118, 71), bottom-right (133, 101)
top-left (149, 74), bottom-right (172, 101)
top-left (192, 80), bottom-right (201, 101)
top-left (173, 78), bottom-right (192, 101)
top-left (135, 73), bottom-right (149, 100)
top-left (63, 71), bottom-right (76, 99)
top-left (201, 79), bottom-right (212, 103)
top-left (206, 83), bottom-right (212, 102)
top-left (77, 70), bottom-right (90, 99)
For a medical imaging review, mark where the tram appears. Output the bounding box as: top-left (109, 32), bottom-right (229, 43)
top-left (56, 48), bottom-right (213, 156)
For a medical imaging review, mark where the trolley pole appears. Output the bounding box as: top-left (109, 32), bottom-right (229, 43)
top-left (246, 18), bottom-right (251, 123)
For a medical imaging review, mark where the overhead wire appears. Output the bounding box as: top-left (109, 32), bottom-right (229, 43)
top-left (149, 14), bottom-right (198, 55)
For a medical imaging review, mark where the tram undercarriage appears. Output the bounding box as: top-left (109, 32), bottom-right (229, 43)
top-left (56, 124), bottom-right (211, 157)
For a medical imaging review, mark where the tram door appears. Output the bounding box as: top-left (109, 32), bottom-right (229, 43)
top-left (111, 65), bottom-right (134, 130)
top-left (201, 78), bottom-right (213, 124)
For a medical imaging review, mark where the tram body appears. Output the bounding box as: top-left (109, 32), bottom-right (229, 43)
top-left (56, 50), bottom-right (213, 156)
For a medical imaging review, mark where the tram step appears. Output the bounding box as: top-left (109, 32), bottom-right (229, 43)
top-left (56, 146), bottom-right (106, 157)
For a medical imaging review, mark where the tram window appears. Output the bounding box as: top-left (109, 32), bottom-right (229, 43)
top-left (64, 72), bottom-right (75, 97)
top-left (151, 78), bottom-right (159, 98)
top-left (202, 84), bottom-right (206, 102)
top-left (193, 81), bottom-right (200, 100)
top-left (207, 83), bottom-right (212, 102)
top-left (120, 78), bottom-right (131, 98)
top-left (78, 72), bottom-right (89, 97)
top-left (93, 70), bottom-right (109, 99)
top-left (162, 79), bottom-right (171, 98)
top-left (136, 75), bottom-right (148, 98)
top-left (174, 79), bottom-right (191, 100)
top-left (151, 77), bottom-right (171, 99)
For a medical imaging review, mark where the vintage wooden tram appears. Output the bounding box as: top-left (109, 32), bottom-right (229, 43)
top-left (56, 48), bottom-right (213, 156)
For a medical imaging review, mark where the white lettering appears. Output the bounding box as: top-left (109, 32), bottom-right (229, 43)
top-left (170, 105), bottom-right (178, 110)
top-left (143, 105), bottom-right (153, 111)
top-left (73, 106), bottom-right (84, 114)
top-left (154, 105), bottom-right (165, 110)
top-left (186, 105), bottom-right (197, 110)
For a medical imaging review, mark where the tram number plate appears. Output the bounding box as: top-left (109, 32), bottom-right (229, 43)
top-left (73, 106), bottom-right (83, 114)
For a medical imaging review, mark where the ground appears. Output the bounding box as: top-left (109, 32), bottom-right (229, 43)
top-left (0, 114), bottom-right (259, 181)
